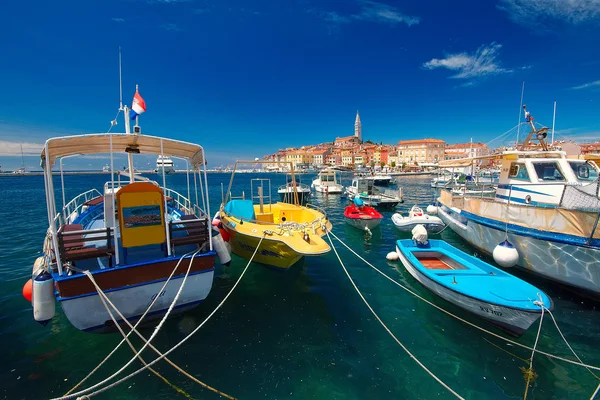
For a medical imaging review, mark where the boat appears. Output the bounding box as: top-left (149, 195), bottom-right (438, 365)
top-left (220, 161), bottom-right (332, 270)
top-left (345, 177), bottom-right (403, 208)
top-left (278, 174), bottom-right (311, 205)
top-left (24, 87), bottom-right (228, 333)
top-left (395, 239), bottom-right (552, 337)
top-left (344, 198), bottom-right (383, 232)
top-left (12, 144), bottom-right (26, 174)
top-left (391, 205), bottom-right (445, 233)
top-left (436, 105), bottom-right (600, 298)
top-left (312, 169), bottom-right (344, 193)
top-left (156, 155), bottom-right (175, 175)
top-left (358, 172), bottom-right (392, 186)
top-left (450, 185), bottom-right (496, 197)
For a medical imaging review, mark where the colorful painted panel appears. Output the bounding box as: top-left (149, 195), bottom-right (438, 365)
top-left (123, 205), bottom-right (162, 228)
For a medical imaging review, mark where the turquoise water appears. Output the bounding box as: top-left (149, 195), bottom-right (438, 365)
top-left (1, 173), bottom-right (599, 400)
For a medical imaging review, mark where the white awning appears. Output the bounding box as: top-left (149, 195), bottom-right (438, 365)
top-left (41, 133), bottom-right (205, 168)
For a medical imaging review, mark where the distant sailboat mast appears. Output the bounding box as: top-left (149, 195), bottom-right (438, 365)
top-left (516, 81), bottom-right (525, 147)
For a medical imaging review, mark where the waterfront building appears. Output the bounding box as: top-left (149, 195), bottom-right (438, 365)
top-left (397, 138), bottom-right (445, 165)
top-left (445, 142), bottom-right (490, 158)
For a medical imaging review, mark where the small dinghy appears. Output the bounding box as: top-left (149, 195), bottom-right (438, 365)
top-left (395, 237), bottom-right (552, 337)
top-left (344, 198), bottom-right (383, 232)
top-left (391, 205), bottom-right (445, 233)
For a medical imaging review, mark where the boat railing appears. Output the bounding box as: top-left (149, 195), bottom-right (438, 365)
top-left (62, 188), bottom-right (103, 223)
top-left (162, 187), bottom-right (193, 215)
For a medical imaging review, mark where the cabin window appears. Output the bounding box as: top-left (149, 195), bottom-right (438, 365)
top-left (532, 162), bottom-right (565, 182)
top-left (508, 163), bottom-right (530, 181)
top-left (568, 161), bottom-right (599, 182)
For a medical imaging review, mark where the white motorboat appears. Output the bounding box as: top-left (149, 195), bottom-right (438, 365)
top-left (312, 169), bottom-right (344, 193)
top-left (345, 177), bottom-right (403, 208)
top-left (391, 205), bottom-right (445, 233)
top-left (278, 174), bottom-right (312, 205)
top-left (156, 155), bottom-right (175, 174)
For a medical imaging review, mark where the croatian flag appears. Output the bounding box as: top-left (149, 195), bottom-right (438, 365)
top-left (130, 90), bottom-right (146, 120)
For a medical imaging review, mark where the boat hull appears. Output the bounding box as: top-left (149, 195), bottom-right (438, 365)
top-left (437, 204), bottom-right (600, 297)
top-left (395, 244), bottom-right (542, 336)
top-left (157, 166), bottom-right (175, 175)
top-left (314, 184), bottom-right (343, 194)
top-left (55, 254), bottom-right (215, 332)
top-left (391, 215), bottom-right (445, 233)
top-left (225, 228), bottom-right (305, 269)
top-left (345, 217), bottom-right (382, 231)
top-left (278, 190), bottom-right (311, 205)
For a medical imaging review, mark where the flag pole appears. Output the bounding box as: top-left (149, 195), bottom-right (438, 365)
top-left (551, 101), bottom-right (556, 145)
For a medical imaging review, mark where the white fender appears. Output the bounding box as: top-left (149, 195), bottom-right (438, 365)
top-left (33, 272), bottom-right (55, 326)
top-left (212, 229), bottom-right (231, 266)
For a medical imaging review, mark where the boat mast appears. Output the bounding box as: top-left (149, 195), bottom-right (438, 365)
top-left (551, 101), bottom-right (556, 145)
top-left (516, 81), bottom-right (525, 147)
top-left (20, 144), bottom-right (25, 171)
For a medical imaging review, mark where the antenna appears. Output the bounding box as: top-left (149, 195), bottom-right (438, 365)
top-left (118, 46), bottom-right (123, 110)
top-left (551, 101), bottom-right (556, 144)
top-left (516, 81), bottom-right (525, 146)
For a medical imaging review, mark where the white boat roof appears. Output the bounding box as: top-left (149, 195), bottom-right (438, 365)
top-left (437, 150), bottom-right (566, 168)
top-left (41, 133), bottom-right (205, 167)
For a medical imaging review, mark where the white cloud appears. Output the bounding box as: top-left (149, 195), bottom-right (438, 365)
top-left (423, 42), bottom-right (512, 80)
top-left (355, 0), bottom-right (420, 26)
top-left (161, 23), bottom-right (182, 32)
top-left (0, 141), bottom-right (44, 156)
top-left (317, 1), bottom-right (419, 28)
top-left (498, 0), bottom-right (600, 27)
top-left (571, 80), bottom-right (600, 90)
top-left (111, 17), bottom-right (125, 23)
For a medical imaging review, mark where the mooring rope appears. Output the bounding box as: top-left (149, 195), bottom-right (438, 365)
top-left (591, 383), bottom-right (600, 400)
top-left (64, 250), bottom-right (198, 396)
top-left (62, 233), bottom-right (266, 400)
top-left (76, 263), bottom-right (233, 399)
top-left (82, 270), bottom-right (195, 400)
top-left (326, 231), bottom-right (465, 399)
top-left (522, 300), bottom-right (544, 400)
top-left (57, 250), bottom-right (199, 400)
top-left (542, 305), bottom-right (600, 381)
top-left (327, 230), bottom-right (600, 373)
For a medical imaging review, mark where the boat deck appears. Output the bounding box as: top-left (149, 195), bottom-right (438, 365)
top-left (415, 252), bottom-right (467, 271)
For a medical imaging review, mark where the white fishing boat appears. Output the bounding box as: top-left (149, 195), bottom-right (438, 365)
top-left (345, 177), bottom-right (403, 208)
top-left (437, 105), bottom-right (600, 298)
top-left (278, 174), bottom-right (312, 205)
top-left (391, 205), bottom-right (445, 233)
top-left (156, 155), bottom-right (175, 175)
top-left (312, 169), bottom-right (344, 193)
top-left (23, 86), bottom-right (230, 333)
top-left (451, 185), bottom-right (496, 197)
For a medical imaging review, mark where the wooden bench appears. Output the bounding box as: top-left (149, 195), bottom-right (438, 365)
top-left (58, 225), bottom-right (114, 267)
top-left (169, 216), bottom-right (209, 248)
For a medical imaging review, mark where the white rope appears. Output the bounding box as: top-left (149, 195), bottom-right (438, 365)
top-left (591, 383), bottom-right (600, 400)
top-left (57, 250), bottom-right (198, 400)
top-left (326, 231), bottom-right (465, 399)
top-left (64, 250), bottom-right (198, 395)
top-left (65, 233), bottom-right (266, 400)
top-left (327, 230), bottom-right (600, 372)
top-left (523, 300), bottom-right (544, 400)
top-left (542, 305), bottom-right (600, 381)
top-left (80, 271), bottom-right (193, 398)
top-left (75, 262), bottom-right (234, 399)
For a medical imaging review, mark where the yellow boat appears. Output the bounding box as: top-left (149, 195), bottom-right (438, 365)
top-left (220, 162), bottom-right (332, 270)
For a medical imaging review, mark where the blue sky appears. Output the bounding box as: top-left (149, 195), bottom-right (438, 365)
top-left (0, 0), bottom-right (599, 169)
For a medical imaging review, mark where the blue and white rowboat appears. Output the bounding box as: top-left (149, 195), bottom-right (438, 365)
top-left (395, 239), bottom-right (552, 337)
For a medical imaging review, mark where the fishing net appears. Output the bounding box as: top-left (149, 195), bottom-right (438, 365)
top-left (560, 180), bottom-right (600, 212)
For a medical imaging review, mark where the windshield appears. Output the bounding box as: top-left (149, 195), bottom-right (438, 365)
top-left (568, 161), bottom-right (599, 182)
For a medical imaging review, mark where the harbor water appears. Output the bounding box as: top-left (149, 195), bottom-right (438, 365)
top-left (1, 173), bottom-right (599, 399)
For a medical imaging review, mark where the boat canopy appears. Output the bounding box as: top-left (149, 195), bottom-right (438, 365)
top-left (40, 133), bottom-right (205, 168)
top-left (437, 150), bottom-right (567, 168)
